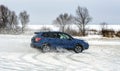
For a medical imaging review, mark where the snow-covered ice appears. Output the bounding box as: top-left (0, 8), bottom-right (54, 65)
top-left (0, 34), bottom-right (120, 71)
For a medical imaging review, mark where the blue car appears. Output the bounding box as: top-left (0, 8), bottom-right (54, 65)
top-left (31, 31), bottom-right (89, 53)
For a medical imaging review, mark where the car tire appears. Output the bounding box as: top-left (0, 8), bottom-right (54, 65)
top-left (41, 44), bottom-right (51, 53)
top-left (74, 45), bottom-right (83, 53)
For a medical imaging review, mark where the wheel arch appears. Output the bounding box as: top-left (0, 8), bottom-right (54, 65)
top-left (75, 43), bottom-right (84, 50)
top-left (42, 42), bottom-right (51, 46)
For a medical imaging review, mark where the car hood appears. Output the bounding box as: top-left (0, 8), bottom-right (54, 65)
top-left (73, 38), bottom-right (84, 42)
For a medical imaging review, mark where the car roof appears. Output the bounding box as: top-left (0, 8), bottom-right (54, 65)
top-left (34, 31), bottom-right (63, 34)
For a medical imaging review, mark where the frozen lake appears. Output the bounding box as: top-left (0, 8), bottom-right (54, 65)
top-left (0, 35), bottom-right (120, 71)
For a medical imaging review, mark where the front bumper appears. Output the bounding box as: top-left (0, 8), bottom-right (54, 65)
top-left (82, 42), bottom-right (89, 50)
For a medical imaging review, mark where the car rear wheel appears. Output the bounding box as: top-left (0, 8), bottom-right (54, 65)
top-left (74, 45), bottom-right (83, 53)
top-left (41, 44), bottom-right (51, 53)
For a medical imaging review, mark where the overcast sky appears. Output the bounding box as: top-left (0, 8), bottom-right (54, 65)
top-left (0, 0), bottom-right (120, 25)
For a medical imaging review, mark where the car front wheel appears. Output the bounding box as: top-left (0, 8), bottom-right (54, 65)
top-left (74, 45), bottom-right (83, 53)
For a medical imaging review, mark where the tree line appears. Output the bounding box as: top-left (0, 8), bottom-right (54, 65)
top-left (53, 6), bottom-right (92, 36)
top-left (2, 4), bottom-right (116, 37)
top-left (0, 5), bottom-right (29, 34)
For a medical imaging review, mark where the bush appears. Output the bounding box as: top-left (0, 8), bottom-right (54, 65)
top-left (87, 29), bottom-right (98, 35)
top-left (116, 31), bottom-right (120, 38)
top-left (64, 27), bottom-right (82, 36)
top-left (101, 29), bottom-right (115, 38)
top-left (0, 26), bottom-right (22, 34)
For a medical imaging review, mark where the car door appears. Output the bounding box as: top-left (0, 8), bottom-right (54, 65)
top-left (58, 33), bottom-right (74, 48)
top-left (47, 32), bottom-right (62, 47)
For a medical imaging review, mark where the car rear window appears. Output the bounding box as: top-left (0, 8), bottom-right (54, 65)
top-left (42, 32), bottom-right (59, 38)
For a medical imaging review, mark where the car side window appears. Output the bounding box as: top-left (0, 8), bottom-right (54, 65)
top-left (48, 33), bottom-right (59, 38)
top-left (59, 33), bottom-right (70, 39)
top-left (42, 33), bottom-right (49, 37)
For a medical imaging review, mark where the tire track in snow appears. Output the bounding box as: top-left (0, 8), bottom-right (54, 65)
top-left (50, 52), bottom-right (101, 71)
top-left (33, 53), bottom-right (66, 70)
top-left (19, 52), bottom-right (65, 71)
top-left (0, 52), bottom-right (52, 71)
top-left (66, 52), bottom-right (103, 71)
top-left (51, 53), bottom-right (87, 69)
top-left (0, 54), bottom-right (32, 71)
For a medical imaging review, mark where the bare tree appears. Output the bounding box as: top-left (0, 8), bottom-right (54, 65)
top-left (53, 13), bottom-right (73, 32)
top-left (0, 5), bottom-right (9, 29)
top-left (39, 26), bottom-right (51, 32)
top-left (74, 6), bottom-right (92, 36)
top-left (0, 5), bottom-right (30, 34)
top-left (100, 22), bottom-right (108, 30)
top-left (8, 11), bottom-right (18, 31)
top-left (19, 11), bottom-right (29, 32)
top-left (0, 5), bottom-right (20, 34)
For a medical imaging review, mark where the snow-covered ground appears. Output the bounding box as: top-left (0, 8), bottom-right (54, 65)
top-left (0, 34), bottom-right (120, 71)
